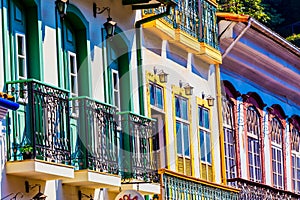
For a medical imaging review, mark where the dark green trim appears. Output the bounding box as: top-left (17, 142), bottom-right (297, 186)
top-left (26, 4), bottom-right (42, 80)
top-left (2, 0), bottom-right (11, 83)
top-left (57, 3), bottom-right (92, 96)
top-left (102, 28), bottom-right (109, 103)
top-left (6, 78), bottom-right (70, 93)
top-left (56, 10), bottom-right (64, 88)
top-left (117, 111), bottom-right (155, 121)
top-left (66, 4), bottom-right (89, 37)
top-left (70, 96), bottom-right (117, 108)
top-left (105, 28), bottom-right (133, 112)
top-left (5, 0), bottom-right (43, 81)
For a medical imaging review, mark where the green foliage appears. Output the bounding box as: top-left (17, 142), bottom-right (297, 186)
top-left (286, 34), bottom-right (300, 46)
top-left (217, 0), bottom-right (269, 22)
top-left (286, 34), bottom-right (300, 41)
top-left (20, 144), bottom-right (33, 153)
top-left (217, 0), bottom-right (284, 28)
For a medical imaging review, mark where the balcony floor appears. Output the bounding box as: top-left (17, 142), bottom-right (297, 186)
top-left (6, 160), bottom-right (74, 180)
top-left (62, 170), bottom-right (121, 189)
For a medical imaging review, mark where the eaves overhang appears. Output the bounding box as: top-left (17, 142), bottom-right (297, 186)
top-left (218, 13), bottom-right (300, 107)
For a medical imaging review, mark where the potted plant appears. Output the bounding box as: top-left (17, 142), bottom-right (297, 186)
top-left (20, 145), bottom-right (33, 159)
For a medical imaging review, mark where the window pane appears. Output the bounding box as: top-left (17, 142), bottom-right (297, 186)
top-left (199, 107), bottom-right (203, 127)
top-left (204, 109), bottom-right (209, 129)
top-left (278, 176), bottom-right (282, 187)
top-left (156, 87), bottom-right (163, 109)
top-left (182, 99), bottom-right (188, 120)
top-left (71, 75), bottom-right (77, 95)
top-left (248, 152), bottom-right (253, 165)
top-left (273, 174), bottom-right (277, 185)
top-left (248, 139), bottom-right (252, 151)
top-left (17, 36), bottom-right (24, 55)
top-left (292, 155), bottom-right (295, 167)
top-left (70, 55), bottom-right (76, 74)
top-left (175, 97), bottom-right (180, 118)
top-left (176, 122), bottom-right (182, 155)
top-left (114, 91), bottom-right (119, 108)
top-left (255, 154), bottom-right (260, 166)
top-left (277, 150), bottom-right (282, 162)
top-left (200, 130), bottom-right (205, 161)
top-left (150, 84), bottom-right (155, 106)
top-left (183, 124), bottom-right (189, 157)
top-left (249, 166), bottom-right (253, 179)
top-left (113, 72), bottom-right (118, 90)
top-left (18, 58), bottom-right (25, 77)
top-left (272, 161), bottom-right (276, 172)
top-left (206, 132), bottom-right (211, 163)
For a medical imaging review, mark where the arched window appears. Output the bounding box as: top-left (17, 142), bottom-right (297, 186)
top-left (221, 80), bottom-right (240, 184)
top-left (290, 116), bottom-right (300, 193)
top-left (58, 4), bottom-right (91, 98)
top-left (9, 0), bottom-right (41, 81)
top-left (222, 97), bottom-right (237, 181)
top-left (246, 106), bottom-right (262, 182)
top-left (270, 117), bottom-right (284, 189)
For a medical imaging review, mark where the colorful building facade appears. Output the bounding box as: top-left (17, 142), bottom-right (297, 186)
top-left (0, 0), bottom-right (298, 200)
top-left (218, 13), bottom-right (300, 199)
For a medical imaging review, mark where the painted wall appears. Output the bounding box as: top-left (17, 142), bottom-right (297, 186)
top-left (0, 0), bottom-right (223, 199)
top-left (143, 29), bottom-right (222, 183)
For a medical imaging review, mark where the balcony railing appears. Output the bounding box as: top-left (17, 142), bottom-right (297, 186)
top-left (149, 0), bottom-right (218, 49)
top-left (227, 178), bottom-right (300, 200)
top-left (118, 111), bottom-right (159, 183)
top-left (70, 97), bottom-right (119, 175)
top-left (6, 79), bottom-right (71, 164)
top-left (161, 169), bottom-right (239, 199)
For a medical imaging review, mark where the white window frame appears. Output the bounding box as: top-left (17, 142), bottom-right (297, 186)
top-left (270, 117), bottom-right (284, 189)
top-left (222, 97), bottom-right (237, 180)
top-left (291, 127), bottom-right (300, 193)
top-left (16, 33), bottom-right (27, 80)
top-left (272, 145), bottom-right (283, 189)
top-left (149, 82), bottom-right (164, 111)
top-left (68, 51), bottom-right (78, 98)
top-left (111, 69), bottom-right (120, 111)
top-left (247, 107), bottom-right (262, 182)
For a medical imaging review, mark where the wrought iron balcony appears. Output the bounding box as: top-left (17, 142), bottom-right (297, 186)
top-left (118, 111), bottom-right (159, 183)
top-left (70, 97), bottom-right (119, 175)
top-left (6, 79), bottom-right (71, 164)
top-left (160, 169), bottom-right (239, 199)
top-left (148, 0), bottom-right (219, 49)
top-left (227, 178), bottom-right (300, 200)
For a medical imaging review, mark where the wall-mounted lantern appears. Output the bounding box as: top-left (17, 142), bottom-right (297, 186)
top-left (206, 95), bottom-right (215, 107)
top-left (93, 3), bottom-right (117, 38)
top-left (179, 80), bottom-right (194, 96)
top-left (154, 67), bottom-right (168, 83)
top-left (55, 0), bottom-right (69, 19)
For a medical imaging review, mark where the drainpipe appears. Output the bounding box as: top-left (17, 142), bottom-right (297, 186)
top-left (135, 5), bottom-right (171, 115)
top-left (222, 18), bottom-right (253, 59)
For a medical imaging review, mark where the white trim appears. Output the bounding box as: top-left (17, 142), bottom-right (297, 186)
top-left (68, 51), bottom-right (78, 97)
top-left (15, 33), bottom-right (27, 80)
top-left (111, 69), bottom-right (120, 111)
